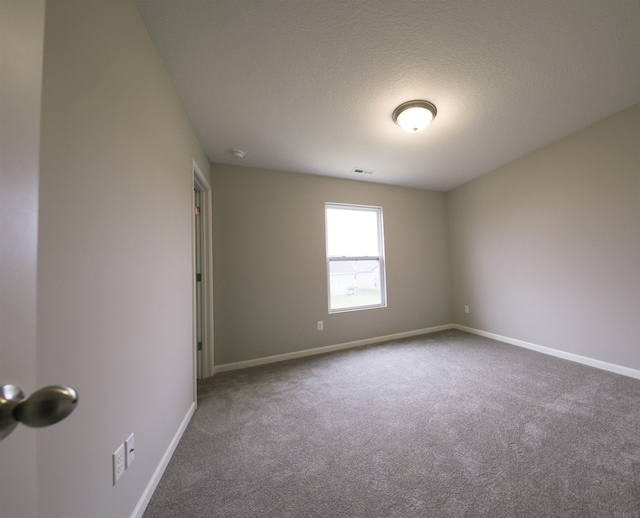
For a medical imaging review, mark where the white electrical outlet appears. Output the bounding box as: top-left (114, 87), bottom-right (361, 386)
top-left (113, 443), bottom-right (125, 484)
top-left (464, 305), bottom-right (470, 314)
top-left (125, 433), bottom-right (135, 468)
top-left (317, 321), bottom-right (323, 331)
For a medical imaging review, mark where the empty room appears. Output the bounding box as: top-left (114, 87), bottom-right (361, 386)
top-left (1, 1), bottom-right (638, 517)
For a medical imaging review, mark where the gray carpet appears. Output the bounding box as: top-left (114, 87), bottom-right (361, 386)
top-left (143, 329), bottom-right (640, 517)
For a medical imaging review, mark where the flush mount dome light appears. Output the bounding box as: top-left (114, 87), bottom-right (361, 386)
top-left (392, 100), bottom-right (437, 133)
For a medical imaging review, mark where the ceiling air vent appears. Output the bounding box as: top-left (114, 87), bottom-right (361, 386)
top-left (352, 168), bottom-right (374, 175)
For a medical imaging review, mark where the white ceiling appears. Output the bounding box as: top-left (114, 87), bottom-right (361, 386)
top-left (135, 0), bottom-right (640, 192)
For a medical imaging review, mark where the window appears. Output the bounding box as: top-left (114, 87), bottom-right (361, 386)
top-left (325, 203), bottom-right (386, 312)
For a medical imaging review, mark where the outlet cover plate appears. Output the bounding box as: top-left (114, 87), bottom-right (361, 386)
top-left (113, 444), bottom-right (125, 485)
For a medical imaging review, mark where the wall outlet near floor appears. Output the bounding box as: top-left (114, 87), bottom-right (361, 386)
top-left (317, 321), bottom-right (323, 331)
top-left (113, 443), bottom-right (125, 485)
top-left (464, 305), bottom-right (470, 314)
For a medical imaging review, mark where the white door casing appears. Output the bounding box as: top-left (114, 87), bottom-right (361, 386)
top-left (193, 160), bottom-right (215, 379)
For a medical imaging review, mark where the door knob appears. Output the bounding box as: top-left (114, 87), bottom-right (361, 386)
top-left (0, 384), bottom-right (78, 441)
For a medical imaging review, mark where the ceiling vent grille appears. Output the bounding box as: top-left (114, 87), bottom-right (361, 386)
top-left (352, 168), bottom-right (374, 175)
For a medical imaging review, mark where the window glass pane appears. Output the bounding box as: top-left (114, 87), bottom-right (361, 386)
top-left (325, 203), bottom-right (386, 313)
top-left (329, 260), bottom-right (382, 310)
top-left (326, 207), bottom-right (379, 257)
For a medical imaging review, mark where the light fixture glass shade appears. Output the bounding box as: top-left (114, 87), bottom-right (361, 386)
top-left (392, 100), bottom-right (437, 133)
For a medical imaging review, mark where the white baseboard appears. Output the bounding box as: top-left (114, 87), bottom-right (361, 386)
top-left (131, 401), bottom-right (196, 518)
top-left (453, 324), bottom-right (640, 380)
top-left (214, 324), bottom-right (454, 374)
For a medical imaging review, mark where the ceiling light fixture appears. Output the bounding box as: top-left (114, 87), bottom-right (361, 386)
top-left (392, 100), bottom-right (437, 133)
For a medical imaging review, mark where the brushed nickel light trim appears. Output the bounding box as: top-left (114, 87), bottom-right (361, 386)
top-left (392, 100), bottom-right (437, 133)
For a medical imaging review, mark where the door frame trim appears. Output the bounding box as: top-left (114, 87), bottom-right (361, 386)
top-left (192, 159), bottom-right (215, 381)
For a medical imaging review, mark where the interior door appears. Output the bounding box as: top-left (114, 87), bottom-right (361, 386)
top-left (193, 164), bottom-right (214, 378)
top-left (195, 189), bottom-right (204, 377)
top-left (0, 2), bottom-right (45, 515)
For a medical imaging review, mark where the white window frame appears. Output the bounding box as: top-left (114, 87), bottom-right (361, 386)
top-left (325, 202), bottom-right (387, 313)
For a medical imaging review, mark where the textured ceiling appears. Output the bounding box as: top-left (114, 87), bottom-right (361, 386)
top-left (135, 0), bottom-right (640, 191)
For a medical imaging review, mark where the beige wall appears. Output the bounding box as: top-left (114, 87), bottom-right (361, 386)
top-left (448, 104), bottom-right (640, 370)
top-left (212, 165), bottom-right (452, 365)
top-left (34, 1), bottom-right (210, 516)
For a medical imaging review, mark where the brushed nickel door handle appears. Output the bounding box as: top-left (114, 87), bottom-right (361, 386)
top-left (0, 384), bottom-right (78, 441)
